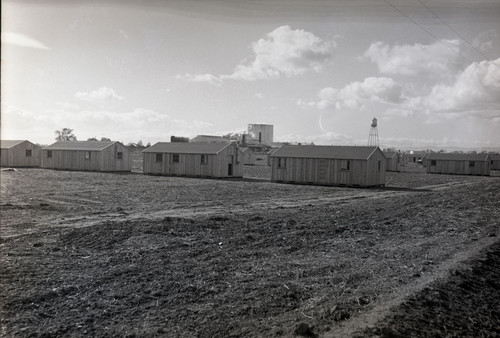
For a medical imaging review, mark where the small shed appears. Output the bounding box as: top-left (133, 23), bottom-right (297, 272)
top-left (426, 153), bottom-right (491, 176)
top-left (490, 154), bottom-right (500, 176)
top-left (239, 147), bottom-right (253, 165)
top-left (1, 140), bottom-right (41, 167)
top-left (383, 151), bottom-right (400, 172)
top-left (143, 142), bottom-right (243, 178)
top-left (41, 141), bottom-right (131, 172)
top-left (490, 154), bottom-right (500, 169)
top-left (270, 145), bottom-right (386, 187)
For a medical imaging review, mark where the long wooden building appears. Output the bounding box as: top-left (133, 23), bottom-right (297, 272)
top-left (1, 140), bottom-right (41, 167)
top-left (426, 153), bottom-right (491, 176)
top-left (270, 145), bottom-right (386, 187)
top-left (143, 142), bottom-right (243, 178)
top-left (41, 141), bottom-right (131, 172)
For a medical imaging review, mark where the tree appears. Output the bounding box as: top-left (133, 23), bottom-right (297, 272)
top-left (87, 137), bottom-right (98, 141)
top-left (55, 128), bottom-right (77, 141)
top-left (100, 137), bottom-right (111, 141)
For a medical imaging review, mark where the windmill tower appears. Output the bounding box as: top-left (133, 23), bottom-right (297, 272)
top-left (368, 117), bottom-right (379, 147)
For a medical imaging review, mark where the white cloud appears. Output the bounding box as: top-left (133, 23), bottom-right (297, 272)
top-left (2, 32), bottom-right (50, 50)
top-left (412, 57), bottom-right (500, 120)
top-left (75, 87), bottom-right (124, 103)
top-left (177, 25), bottom-right (336, 85)
top-left (177, 73), bottom-right (223, 87)
top-left (364, 40), bottom-right (463, 76)
top-left (306, 77), bottom-right (404, 110)
top-left (472, 30), bottom-right (496, 53)
top-left (223, 25), bottom-right (336, 81)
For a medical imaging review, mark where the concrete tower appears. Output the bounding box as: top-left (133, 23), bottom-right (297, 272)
top-left (248, 124), bottom-right (274, 146)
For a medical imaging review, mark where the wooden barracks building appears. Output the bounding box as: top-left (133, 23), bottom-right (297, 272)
top-left (143, 142), bottom-right (243, 178)
top-left (270, 145), bottom-right (386, 187)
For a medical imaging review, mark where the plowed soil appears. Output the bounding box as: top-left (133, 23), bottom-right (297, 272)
top-left (1, 166), bottom-right (499, 337)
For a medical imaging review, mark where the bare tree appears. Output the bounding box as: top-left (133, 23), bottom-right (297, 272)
top-left (55, 128), bottom-right (77, 141)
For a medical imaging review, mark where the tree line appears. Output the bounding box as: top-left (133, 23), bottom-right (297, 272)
top-left (54, 128), bottom-right (150, 149)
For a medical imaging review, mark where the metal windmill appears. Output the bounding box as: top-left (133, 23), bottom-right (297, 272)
top-left (368, 117), bottom-right (379, 147)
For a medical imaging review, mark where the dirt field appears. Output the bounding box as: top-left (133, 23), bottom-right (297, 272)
top-left (1, 166), bottom-right (499, 337)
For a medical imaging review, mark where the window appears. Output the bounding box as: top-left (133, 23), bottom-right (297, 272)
top-left (47, 150), bottom-right (52, 158)
top-left (26, 149), bottom-right (32, 157)
top-left (431, 160), bottom-right (436, 166)
top-left (341, 160), bottom-right (350, 170)
top-left (469, 161), bottom-right (475, 167)
top-left (377, 160), bottom-right (381, 171)
top-left (278, 158), bottom-right (286, 168)
top-left (172, 154), bottom-right (180, 163)
top-left (155, 153), bottom-right (163, 162)
top-left (201, 154), bottom-right (208, 165)
top-left (117, 152), bottom-right (123, 160)
top-left (85, 151), bottom-right (91, 159)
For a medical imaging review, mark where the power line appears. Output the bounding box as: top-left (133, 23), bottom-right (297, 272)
top-left (416, 0), bottom-right (494, 62)
top-left (383, 0), bottom-right (499, 82)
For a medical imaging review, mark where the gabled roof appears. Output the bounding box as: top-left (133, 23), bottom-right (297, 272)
top-left (143, 142), bottom-right (232, 154)
top-left (427, 153), bottom-right (490, 161)
top-left (270, 145), bottom-right (381, 160)
top-left (44, 141), bottom-right (118, 151)
top-left (383, 151), bottom-right (397, 159)
top-left (0, 140), bottom-right (29, 149)
top-left (490, 154), bottom-right (500, 161)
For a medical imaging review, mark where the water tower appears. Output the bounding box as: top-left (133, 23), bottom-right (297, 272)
top-left (368, 117), bottom-right (379, 147)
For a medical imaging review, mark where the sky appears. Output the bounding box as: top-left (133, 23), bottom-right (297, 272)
top-left (2, 0), bottom-right (500, 150)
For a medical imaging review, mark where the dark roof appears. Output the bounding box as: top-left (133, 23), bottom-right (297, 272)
top-left (426, 153), bottom-right (490, 161)
top-left (143, 142), bottom-right (231, 154)
top-left (44, 141), bottom-right (118, 151)
top-left (0, 140), bottom-right (29, 149)
top-left (383, 151), bottom-right (397, 159)
top-left (270, 145), bottom-right (380, 160)
top-left (490, 154), bottom-right (500, 160)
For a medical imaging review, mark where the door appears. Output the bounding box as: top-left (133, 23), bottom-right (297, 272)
top-left (227, 155), bottom-right (234, 176)
top-left (318, 159), bottom-right (328, 183)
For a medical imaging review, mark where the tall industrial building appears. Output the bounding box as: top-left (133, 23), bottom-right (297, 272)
top-left (248, 124), bottom-right (273, 146)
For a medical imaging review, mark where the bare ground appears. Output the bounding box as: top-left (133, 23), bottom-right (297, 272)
top-left (1, 166), bottom-right (499, 337)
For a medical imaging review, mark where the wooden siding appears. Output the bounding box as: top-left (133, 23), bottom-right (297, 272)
top-left (490, 156), bottom-right (500, 170)
top-left (271, 149), bottom-right (386, 187)
top-left (143, 143), bottom-right (243, 178)
top-left (41, 144), bottom-right (131, 172)
top-left (386, 155), bottom-right (400, 172)
top-left (0, 141), bottom-right (41, 167)
top-left (426, 159), bottom-right (490, 176)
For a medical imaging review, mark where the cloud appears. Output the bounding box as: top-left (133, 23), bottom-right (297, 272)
top-left (364, 40), bottom-right (463, 76)
top-left (304, 77), bottom-right (404, 110)
top-left (472, 30), bottom-right (497, 53)
top-left (2, 32), bottom-right (50, 50)
top-left (177, 73), bottom-right (223, 87)
top-left (223, 25), bottom-right (336, 81)
top-left (178, 25), bottom-right (336, 85)
top-left (411, 57), bottom-right (500, 119)
top-left (75, 87), bottom-right (124, 103)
